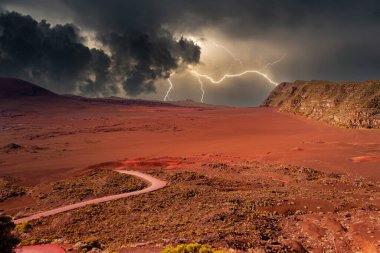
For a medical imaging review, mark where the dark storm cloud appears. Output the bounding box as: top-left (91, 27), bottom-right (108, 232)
top-left (154, 0), bottom-right (380, 81)
top-left (79, 48), bottom-right (112, 96)
top-left (58, 0), bottom-right (380, 82)
top-left (54, 0), bottom-right (203, 96)
top-left (1, 0), bottom-right (380, 103)
top-left (0, 12), bottom-right (114, 92)
top-left (101, 32), bottom-right (200, 96)
top-left (0, 11), bottom-right (109, 94)
top-left (0, 3), bottom-right (201, 96)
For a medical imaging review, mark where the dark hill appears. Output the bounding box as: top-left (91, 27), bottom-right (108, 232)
top-left (0, 78), bottom-right (213, 108)
top-left (0, 78), bottom-right (57, 98)
top-left (0, 78), bottom-right (179, 108)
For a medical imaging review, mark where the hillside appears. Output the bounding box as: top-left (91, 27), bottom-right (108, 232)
top-left (0, 78), bottom-right (205, 108)
top-left (262, 80), bottom-right (380, 129)
top-left (0, 78), bottom-right (58, 98)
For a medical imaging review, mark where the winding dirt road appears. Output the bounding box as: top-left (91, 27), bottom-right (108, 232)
top-left (14, 170), bottom-right (167, 224)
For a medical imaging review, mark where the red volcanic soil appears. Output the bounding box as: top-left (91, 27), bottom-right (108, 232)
top-left (1, 79), bottom-right (380, 252)
top-left (0, 89), bottom-right (379, 184)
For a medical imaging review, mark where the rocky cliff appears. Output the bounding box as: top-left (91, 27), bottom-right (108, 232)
top-left (262, 80), bottom-right (380, 129)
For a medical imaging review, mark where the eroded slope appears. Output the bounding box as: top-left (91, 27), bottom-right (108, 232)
top-left (263, 80), bottom-right (380, 128)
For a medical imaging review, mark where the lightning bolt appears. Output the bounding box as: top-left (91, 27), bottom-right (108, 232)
top-left (212, 41), bottom-right (243, 65)
top-left (260, 52), bottom-right (287, 71)
top-left (191, 69), bottom-right (278, 86)
top-left (192, 52), bottom-right (286, 102)
top-left (163, 78), bottom-right (173, 101)
top-left (197, 77), bottom-right (205, 103)
top-left (162, 36), bottom-right (286, 103)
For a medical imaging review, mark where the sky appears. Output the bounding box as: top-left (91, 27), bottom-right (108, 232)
top-left (0, 0), bottom-right (379, 106)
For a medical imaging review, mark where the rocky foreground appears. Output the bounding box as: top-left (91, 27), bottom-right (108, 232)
top-left (263, 80), bottom-right (380, 129)
top-left (10, 157), bottom-right (380, 252)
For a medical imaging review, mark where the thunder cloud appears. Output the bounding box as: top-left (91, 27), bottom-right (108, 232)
top-left (0, 9), bottom-right (201, 96)
top-left (0, 0), bottom-right (379, 105)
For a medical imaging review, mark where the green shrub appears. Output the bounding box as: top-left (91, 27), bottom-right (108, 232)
top-left (20, 238), bottom-right (39, 246)
top-left (186, 189), bottom-right (197, 198)
top-left (38, 193), bottom-right (47, 199)
top-left (15, 221), bottom-right (32, 233)
top-left (84, 237), bottom-right (102, 249)
top-left (162, 243), bottom-right (224, 253)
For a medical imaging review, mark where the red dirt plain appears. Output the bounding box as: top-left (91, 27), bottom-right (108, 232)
top-left (0, 92), bottom-right (379, 252)
top-left (0, 96), bottom-right (379, 184)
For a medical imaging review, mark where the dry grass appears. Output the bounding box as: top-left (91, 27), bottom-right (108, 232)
top-left (18, 159), bottom-right (380, 252)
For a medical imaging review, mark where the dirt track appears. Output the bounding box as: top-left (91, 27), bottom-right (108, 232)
top-left (13, 169), bottom-right (167, 224)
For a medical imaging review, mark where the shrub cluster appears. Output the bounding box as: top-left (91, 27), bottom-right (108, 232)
top-left (162, 243), bottom-right (224, 253)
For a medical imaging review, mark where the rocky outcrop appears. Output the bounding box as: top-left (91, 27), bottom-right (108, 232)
top-left (262, 80), bottom-right (380, 129)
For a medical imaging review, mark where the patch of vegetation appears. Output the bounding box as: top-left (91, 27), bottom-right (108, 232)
top-left (21, 160), bottom-right (379, 252)
top-left (29, 169), bottom-right (147, 211)
top-left (83, 237), bottom-right (102, 250)
top-left (27, 174), bottom-right (286, 251)
top-left (169, 172), bottom-right (206, 182)
top-left (15, 221), bottom-right (32, 233)
top-left (20, 238), bottom-right (39, 246)
top-left (0, 177), bottom-right (26, 202)
top-left (299, 167), bottom-right (324, 181)
top-left (162, 243), bottom-right (224, 253)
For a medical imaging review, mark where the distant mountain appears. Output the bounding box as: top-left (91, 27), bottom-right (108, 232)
top-left (0, 78), bottom-right (58, 98)
top-left (167, 99), bottom-right (222, 108)
top-left (262, 80), bottom-right (380, 129)
top-left (0, 78), bottom-right (214, 108)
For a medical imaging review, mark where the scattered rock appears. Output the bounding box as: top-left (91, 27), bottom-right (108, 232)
top-left (2, 143), bottom-right (23, 153)
top-left (73, 242), bottom-right (87, 250)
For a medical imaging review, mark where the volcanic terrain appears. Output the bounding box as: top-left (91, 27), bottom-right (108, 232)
top-left (0, 78), bottom-right (379, 252)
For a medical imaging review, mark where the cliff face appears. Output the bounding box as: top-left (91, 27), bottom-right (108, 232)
top-left (262, 80), bottom-right (380, 129)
